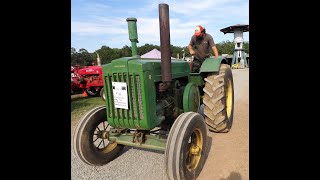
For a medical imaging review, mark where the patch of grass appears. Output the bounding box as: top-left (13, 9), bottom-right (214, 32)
top-left (71, 97), bottom-right (105, 122)
top-left (71, 91), bottom-right (82, 95)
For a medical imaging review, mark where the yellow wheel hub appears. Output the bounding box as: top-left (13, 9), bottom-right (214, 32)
top-left (190, 144), bottom-right (200, 155)
top-left (95, 127), bottom-right (117, 153)
top-left (187, 128), bottom-right (203, 171)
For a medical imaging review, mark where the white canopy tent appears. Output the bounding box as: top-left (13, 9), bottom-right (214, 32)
top-left (141, 49), bottom-right (176, 59)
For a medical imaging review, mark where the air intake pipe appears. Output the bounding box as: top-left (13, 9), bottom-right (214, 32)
top-left (126, 18), bottom-right (139, 57)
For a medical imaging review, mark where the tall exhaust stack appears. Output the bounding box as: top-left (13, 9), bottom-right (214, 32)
top-left (158, 3), bottom-right (172, 91)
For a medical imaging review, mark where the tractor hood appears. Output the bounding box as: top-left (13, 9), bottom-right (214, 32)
top-left (102, 57), bottom-right (190, 82)
top-left (77, 66), bottom-right (102, 75)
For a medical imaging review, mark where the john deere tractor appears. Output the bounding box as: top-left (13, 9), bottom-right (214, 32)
top-left (73, 3), bottom-right (234, 180)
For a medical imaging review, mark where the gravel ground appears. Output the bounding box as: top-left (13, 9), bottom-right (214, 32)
top-left (71, 68), bottom-right (249, 180)
top-left (71, 146), bottom-right (168, 180)
top-left (197, 68), bottom-right (249, 180)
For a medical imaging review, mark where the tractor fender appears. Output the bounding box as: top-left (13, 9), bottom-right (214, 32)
top-left (199, 56), bottom-right (228, 73)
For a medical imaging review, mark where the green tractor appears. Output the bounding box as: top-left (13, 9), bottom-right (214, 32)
top-left (73, 3), bottom-right (234, 180)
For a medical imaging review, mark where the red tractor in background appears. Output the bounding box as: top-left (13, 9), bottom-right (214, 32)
top-left (71, 53), bottom-right (105, 99)
top-left (71, 65), bottom-right (81, 93)
top-left (77, 65), bottom-right (103, 96)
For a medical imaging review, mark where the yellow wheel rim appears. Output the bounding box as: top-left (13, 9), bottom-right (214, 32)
top-left (226, 79), bottom-right (233, 118)
top-left (94, 121), bottom-right (118, 153)
top-left (100, 143), bottom-right (117, 153)
top-left (186, 128), bottom-right (203, 171)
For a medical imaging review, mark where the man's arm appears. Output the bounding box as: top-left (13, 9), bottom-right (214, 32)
top-left (207, 34), bottom-right (219, 58)
top-left (189, 36), bottom-right (196, 55)
top-left (188, 44), bottom-right (195, 55)
top-left (212, 46), bottom-right (219, 58)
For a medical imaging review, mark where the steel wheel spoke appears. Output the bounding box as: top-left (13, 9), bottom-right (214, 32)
top-left (96, 126), bottom-right (101, 132)
top-left (93, 137), bottom-right (99, 142)
top-left (102, 139), bottom-right (106, 148)
top-left (103, 121), bottom-right (106, 130)
top-left (97, 139), bottom-right (103, 148)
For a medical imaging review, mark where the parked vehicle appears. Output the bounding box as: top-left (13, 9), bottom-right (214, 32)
top-left (73, 4), bottom-right (234, 180)
top-left (77, 65), bottom-right (103, 96)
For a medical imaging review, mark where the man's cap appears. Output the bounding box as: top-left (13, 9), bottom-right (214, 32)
top-left (195, 25), bottom-right (204, 37)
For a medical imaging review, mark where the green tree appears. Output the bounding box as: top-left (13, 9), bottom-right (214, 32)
top-left (79, 48), bottom-right (94, 65)
top-left (138, 43), bottom-right (160, 56)
top-left (72, 41), bottom-right (249, 65)
top-left (215, 41), bottom-right (235, 55)
top-left (71, 47), bottom-right (77, 65)
top-left (215, 41), bottom-right (249, 55)
top-left (120, 45), bottom-right (132, 57)
top-left (170, 45), bottom-right (184, 59)
top-left (243, 41), bottom-right (249, 54)
top-left (71, 47), bottom-right (94, 66)
top-left (96, 45), bottom-right (122, 65)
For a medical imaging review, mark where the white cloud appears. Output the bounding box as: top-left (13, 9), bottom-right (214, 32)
top-left (73, 2), bottom-right (112, 14)
top-left (166, 0), bottom-right (237, 15)
top-left (71, 20), bottom-right (127, 35)
top-left (72, 0), bottom-right (249, 49)
top-left (129, 17), bottom-right (203, 46)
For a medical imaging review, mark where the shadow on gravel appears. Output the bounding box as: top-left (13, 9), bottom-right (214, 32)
top-left (108, 131), bottom-right (213, 169)
top-left (118, 146), bottom-right (165, 156)
top-left (220, 172), bottom-right (242, 180)
top-left (117, 134), bottom-right (213, 157)
top-left (202, 135), bottom-right (212, 170)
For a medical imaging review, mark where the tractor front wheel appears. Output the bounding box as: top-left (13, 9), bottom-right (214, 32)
top-left (165, 112), bottom-right (207, 180)
top-left (100, 87), bottom-right (106, 102)
top-left (203, 64), bottom-right (234, 133)
top-left (73, 106), bottom-right (124, 166)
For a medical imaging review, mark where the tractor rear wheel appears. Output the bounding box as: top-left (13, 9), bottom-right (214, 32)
top-left (165, 112), bottom-right (207, 180)
top-left (203, 64), bottom-right (234, 133)
top-left (73, 106), bottom-right (124, 166)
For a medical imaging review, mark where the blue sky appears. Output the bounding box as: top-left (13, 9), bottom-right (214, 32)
top-left (72, 0), bottom-right (249, 53)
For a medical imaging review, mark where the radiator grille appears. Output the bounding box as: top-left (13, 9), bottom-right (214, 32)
top-left (105, 73), bottom-right (144, 122)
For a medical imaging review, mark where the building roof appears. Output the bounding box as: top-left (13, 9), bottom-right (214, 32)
top-left (141, 49), bottom-right (161, 58)
top-left (141, 49), bottom-right (175, 59)
top-left (220, 24), bottom-right (249, 34)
